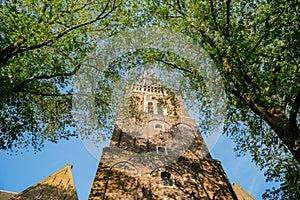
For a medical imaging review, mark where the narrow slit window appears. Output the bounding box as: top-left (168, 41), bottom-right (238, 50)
top-left (148, 102), bottom-right (154, 114)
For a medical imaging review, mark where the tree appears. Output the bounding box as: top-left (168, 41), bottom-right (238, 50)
top-left (132, 0), bottom-right (299, 198)
top-left (0, 0), bottom-right (125, 151)
top-left (1, 0), bottom-right (299, 198)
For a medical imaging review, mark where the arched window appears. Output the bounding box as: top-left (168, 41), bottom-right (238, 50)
top-left (161, 171), bottom-right (173, 186)
top-left (154, 123), bottom-right (163, 132)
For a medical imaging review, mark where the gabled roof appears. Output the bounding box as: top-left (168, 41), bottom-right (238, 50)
top-left (0, 190), bottom-right (16, 200)
top-left (233, 183), bottom-right (256, 200)
top-left (10, 164), bottom-right (78, 200)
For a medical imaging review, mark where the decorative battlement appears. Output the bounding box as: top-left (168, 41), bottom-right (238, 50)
top-left (131, 83), bottom-right (164, 94)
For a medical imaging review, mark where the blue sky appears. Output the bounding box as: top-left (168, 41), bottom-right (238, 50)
top-left (0, 133), bottom-right (276, 200)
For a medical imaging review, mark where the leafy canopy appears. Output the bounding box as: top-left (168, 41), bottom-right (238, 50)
top-left (0, 0), bottom-right (127, 151)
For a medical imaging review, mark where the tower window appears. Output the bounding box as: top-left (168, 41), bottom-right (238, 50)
top-left (161, 171), bottom-right (173, 187)
top-left (154, 124), bottom-right (163, 132)
top-left (147, 102), bottom-right (154, 114)
top-left (156, 146), bottom-right (167, 155)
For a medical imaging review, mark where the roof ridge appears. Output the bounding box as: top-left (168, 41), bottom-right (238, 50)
top-left (10, 164), bottom-right (78, 200)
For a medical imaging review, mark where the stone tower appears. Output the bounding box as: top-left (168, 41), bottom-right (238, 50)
top-left (89, 70), bottom-right (238, 200)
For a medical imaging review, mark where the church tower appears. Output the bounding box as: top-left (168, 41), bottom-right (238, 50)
top-left (89, 70), bottom-right (238, 200)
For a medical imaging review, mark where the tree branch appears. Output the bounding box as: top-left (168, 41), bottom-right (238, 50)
top-left (250, 6), bottom-right (286, 53)
top-left (21, 0), bottom-right (121, 52)
top-left (225, 0), bottom-right (231, 38)
top-left (37, 1), bottom-right (49, 24)
top-left (165, 0), bottom-right (185, 16)
top-left (14, 89), bottom-right (73, 97)
top-left (152, 56), bottom-right (224, 90)
top-left (0, 0), bottom-right (122, 68)
top-left (209, 0), bottom-right (227, 39)
top-left (13, 64), bottom-right (81, 92)
top-left (15, 89), bottom-right (110, 107)
top-left (176, 0), bottom-right (182, 10)
top-left (165, 0), bottom-right (217, 54)
top-left (62, 3), bottom-right (87, 14)
top-left (152, 56), bottom-right (193, 74)
top-left (289, 90), bottom-right (300, 129)
top-left (0, 46), bottom-right (16, 66)
top-left (222, 57), bottom-right (300, 161)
